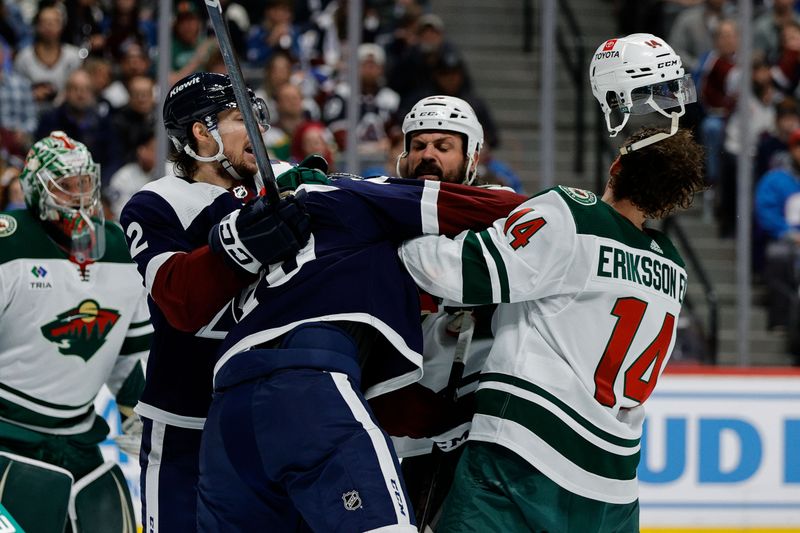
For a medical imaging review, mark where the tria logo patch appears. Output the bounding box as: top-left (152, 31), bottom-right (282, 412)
top-left (0, 214), bottom-right (17, 237)
top-left (342, 490), bottom-right (362, 511)
top-left (29, 265), bottom-right (52, 290)
top-left (40, 299), bottom-right (120, 361)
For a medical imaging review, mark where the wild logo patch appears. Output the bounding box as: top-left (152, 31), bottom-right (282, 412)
top-left (558, 185), bottom-right (597, 205)
top-left (41, 299), bottom-right (120, 361)
top-left (0, 214), bottom-right (17, 237)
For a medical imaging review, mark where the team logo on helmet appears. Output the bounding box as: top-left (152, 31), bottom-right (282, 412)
top-left (40, 299), bottom-right (120, 361)
top-left (342, 490), bottom-right (362, 511)
top-left (0, 214), bottom-right (17, 237)
top-left (559, 185), bottom-right (597, 205)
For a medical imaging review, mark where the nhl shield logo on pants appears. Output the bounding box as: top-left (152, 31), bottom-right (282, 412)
top-left (342, 490), bottom-right (362, 511)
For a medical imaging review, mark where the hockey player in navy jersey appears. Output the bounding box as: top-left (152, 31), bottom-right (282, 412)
top-left (0, 132), bottom-right (152, 532)
top-left (196, 163), bottom-right (528, 528)
top-left (119, 72), bottom-right (311, 532)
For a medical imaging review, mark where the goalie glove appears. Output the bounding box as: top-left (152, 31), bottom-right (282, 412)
top-left (114, 414), bottom-right (143, 457)
top-left (209, 190), bottom-right (312, 275)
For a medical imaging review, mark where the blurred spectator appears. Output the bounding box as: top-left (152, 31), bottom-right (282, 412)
top-left (265, 82), bottom-right (308, 160)
top-left (170, 0), bottom-right (217, 85)
top-left (0, 43), bottom-right (37, 158)
top-left (388, 13), bottom-right (461, 108)
top-left (111, 74), bottom-right (156, 164)
top-left (221, 0), bottom-right (250, 58)
top-left (104, 40), bottom-right (152, 109)
top-left (246, 0), bottom-right (300, 66)
top-left (14, 4), bottom-right (83, 116)
top-left (754, 128), bottom-right (800, 328)
top-left (290, 120), bottom-right (336, 168)
top-left (696, 18), bottom-right (738, 190)
top-left (102, 0), bottom-right (149, 62)
top-left (771, 20), bottom-right (800, 96)
top-left (0, 166), bottom-right (23, 211)
top-left (105, 129), bottom-right (156, 220)
top-left (478, 146), bottom-right (524, 193)
top-left (423, 51), bottom-right (499, 149)
top-left (754, 0), bottom-right (800, 64)
top-left (720, 58), bottom-right (777, 238)
top-left (0, 0), bottom-right (33, 49)
top-left (361, 133), bottom-right (404, 177)
top-left (64, 0), bottom-right (105, 55)
top-left (322, 43), bottom-right (400, 164)
top-left (83, 55), bottom-right (115, 116)
top-left (382, 2), bottom-right (423, 71)
top-left (668, 0), bottom-right (733, 75)
top-left (36, 68), bottom-right (122, 185)
top-left (256, 49), bottom-right (295, 118)
top-left (756, 98), bottom-right (800, 179)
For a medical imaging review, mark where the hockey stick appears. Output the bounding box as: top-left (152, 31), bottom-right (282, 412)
top-left (203, 0), bottom-right (280, 205)
top-left (417, 311), bottom-right (474, 529)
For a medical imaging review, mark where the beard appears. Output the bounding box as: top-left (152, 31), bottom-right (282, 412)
top-left (411, 159), bottom-right (468, 183)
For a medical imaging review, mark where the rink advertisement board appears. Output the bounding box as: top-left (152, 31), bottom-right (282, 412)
top-left (639, 367), bottom-right (800, 532)
top-left (95, 368), bottom-right (800, 531)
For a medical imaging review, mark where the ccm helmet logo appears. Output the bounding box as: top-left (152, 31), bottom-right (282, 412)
top-left (418, 111), bottom-right (441, 117)
top-left (169, 76), bottom-right (200, 97)
top-left (657, 60), bottom-right (679, 68)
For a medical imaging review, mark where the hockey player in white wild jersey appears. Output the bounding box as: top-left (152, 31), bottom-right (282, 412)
top-left (399, 34), bottom-right (706, 532)
top-left (0, 132), bottom-right (152, 532)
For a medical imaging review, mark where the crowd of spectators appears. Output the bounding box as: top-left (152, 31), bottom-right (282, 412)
top-left (0, 0), bottom-right (517, 221)
top-left (610, 0), bottom-right (800, 340)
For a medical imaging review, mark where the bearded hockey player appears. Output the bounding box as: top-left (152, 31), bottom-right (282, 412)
top-left (399, 34), bottom-right (705, 532)
top-left (119, 72), bottom-right (310, 532)
top-left (0, 132), bottom-right (152, 532)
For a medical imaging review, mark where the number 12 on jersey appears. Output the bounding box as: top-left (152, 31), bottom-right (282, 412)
top-left (593, 297), bottom-right (675, 408)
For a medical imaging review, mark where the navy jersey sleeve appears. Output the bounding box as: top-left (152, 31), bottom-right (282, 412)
top-left (120, 186), bottom-right (255, 332)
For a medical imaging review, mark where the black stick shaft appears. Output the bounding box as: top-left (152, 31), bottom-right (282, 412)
top-left (203, 0), bottom-right (280, 204)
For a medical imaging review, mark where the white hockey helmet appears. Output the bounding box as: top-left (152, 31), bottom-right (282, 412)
top-left (398, 95), bottom-right (484, 184)
top-left (590, 33), bottom-right (697, 150)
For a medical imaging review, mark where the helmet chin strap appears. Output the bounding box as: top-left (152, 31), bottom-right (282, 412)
top-left (182, 129), bottom-right (246, 181)
top-left (619, 112), bottom-right (680, 155)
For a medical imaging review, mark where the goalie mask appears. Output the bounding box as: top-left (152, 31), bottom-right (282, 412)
top-left (398, 95), bottom-right (484, 184)
top-left (590, 33), bottom-right (697, 152)
top-left (163, 72), bottom-right (270, 180)
top-left (20, 131), bottom-right (105, 264)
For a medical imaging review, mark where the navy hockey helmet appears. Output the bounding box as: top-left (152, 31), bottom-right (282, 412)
top-left (163, 72), bottom-right (270, 178)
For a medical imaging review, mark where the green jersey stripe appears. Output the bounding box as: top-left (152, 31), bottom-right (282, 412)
top-left (478, 230), bottom-right (510, 302)
top-left (480, 372), bottom-right (640, 448)
top-left (0, 381), bottom-right (94, 412)
top-left (120, 332), bottom-right (153, 355)
top-left (476, 388), bottom-right (640, 480)
top-left (0, 396), bottom-right (94, 430)
top-left (129, 319), bottom-right (151, 329)
top-left (461, 231), bottom-right (494, 304)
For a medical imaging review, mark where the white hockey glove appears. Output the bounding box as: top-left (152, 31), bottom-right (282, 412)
top-left (114, 414), bottom-right (143, 457)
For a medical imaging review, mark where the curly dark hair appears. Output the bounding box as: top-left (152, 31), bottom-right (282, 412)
top-left (611, 127), bottom-right (706, 219)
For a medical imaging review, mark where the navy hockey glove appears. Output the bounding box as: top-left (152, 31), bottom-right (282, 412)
top-left (276, 154), bottom-right (331, 191)
top-left (209, 190), bottom-right (311, 274)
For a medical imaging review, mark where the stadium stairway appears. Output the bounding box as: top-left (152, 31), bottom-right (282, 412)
top-left (430, 0), bottom-right (795, 366)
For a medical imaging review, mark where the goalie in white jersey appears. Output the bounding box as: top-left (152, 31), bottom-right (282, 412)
top-left (0, 132), bottom-right (152, 532)
top-left (398, 34), bottom-right (706, 532)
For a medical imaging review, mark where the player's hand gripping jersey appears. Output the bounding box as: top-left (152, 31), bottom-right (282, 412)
top-left (0, 210), bottom-right (151, 433)
top-left (400, 186), bottom-right (687, 504)
top-left (215, 177), bottom-right (527, 396)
